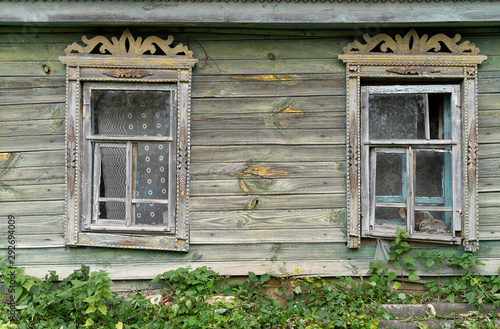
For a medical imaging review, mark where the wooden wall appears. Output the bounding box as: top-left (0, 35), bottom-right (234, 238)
top-left (1, 26), bottom-right (500, 279)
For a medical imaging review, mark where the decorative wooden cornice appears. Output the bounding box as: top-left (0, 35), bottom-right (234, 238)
top-left (64, 29), bottom-right (193, 59)
top-left (343, 29), bottom-right (479, 55)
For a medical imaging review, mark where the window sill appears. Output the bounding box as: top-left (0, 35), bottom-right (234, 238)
top-left (365, 231), bottom-right (461, 244)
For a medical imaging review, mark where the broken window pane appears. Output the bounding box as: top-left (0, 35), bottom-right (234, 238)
top-left (98, 201), bottom-right (126, 221)
top-left (369, 94), bottom-right (426, 139)
top-left (92, 90), bottom-right (171, 137)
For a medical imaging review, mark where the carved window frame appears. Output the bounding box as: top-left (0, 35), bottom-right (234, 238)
top-left (339, 29), bottom-right (486, 251)
top-left (60, 30), bottom-right (197, 251)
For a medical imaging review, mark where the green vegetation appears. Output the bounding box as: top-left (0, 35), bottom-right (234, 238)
top-left (0, 230), bottom-right (499, 328)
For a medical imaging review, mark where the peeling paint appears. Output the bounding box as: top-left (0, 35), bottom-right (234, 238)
top-left (266, 98), bottom-right (303, 131)
top-left (231, 75), bottom-right (293, 82)
top-left (237, 166), bottom-right (289, 178)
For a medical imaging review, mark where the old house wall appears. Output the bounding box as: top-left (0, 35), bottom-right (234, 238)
top-left (0, 26), bottom-right (499, 279)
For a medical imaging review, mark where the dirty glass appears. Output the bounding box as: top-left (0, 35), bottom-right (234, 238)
top-left (415, 148), bottom-right (450, 201)
top-left (375, 150), bottom-right (404, 199)
top-left (369, 94), bottom-right (425, 139)
top-left (375, 207), bottom-right (406, 227)
top-left (92, 90), bottom-right (171, 137)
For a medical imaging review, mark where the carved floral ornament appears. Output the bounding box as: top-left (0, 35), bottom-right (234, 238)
top-left (64, 29), bottom-right (194, 59)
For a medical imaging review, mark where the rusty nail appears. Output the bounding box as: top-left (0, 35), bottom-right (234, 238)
top-left (267, 53), bottom-right (276, 60)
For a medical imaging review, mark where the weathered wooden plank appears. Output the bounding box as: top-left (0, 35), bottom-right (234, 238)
top-left (0, 184), bottom-right (65, 201)
top-left (0, 120), bottom-right (64, 137)
top-left (478, 207), bottom-right (500, 226)
top-left (0, 150), bottom-right (64, 168)
top-left (0, 61), bottom-right (66, 77)
top-left (18, 257), bottom-right (500, 280)
top-left (0, 136), bottom-right (64, 153)
top-left (0, 167), bottom-right (65, 186)
top-left (478, 158), bottom-right (500, 177)
top-left (0, 87), bottom-right (65, 105)
top-left (192, 74), bottom-right (345, 98)
top-left (478, 176), bottom-right (500, 193)
top-left (190, 193), bottom-right (345, 212)
top-left (191, 162), bottom-right (345, 180)
top-left (0, 215), bottom-right (64, 235)
top-left (478, 126), bottom-right (500, 144)
top-left (7, 242), bottom-right (373, 268)
top-left (0, 234), bottom-right (64, 249)
top-left (192, 96), bottom-right (345, 115)
top-left (191, 145), bottom-right (345, 163)
top-left (190, 209), bottom-right (346, 229)
top-left (478, 144), bottom-right (500, 159)
top-left (478, 226), bottom-right (500, 241)
top-left (191, 177), bottom-right (345, 196)
top-left (192, 128), bottom-right (345, 146)
top-left (478, 110), bottom-right (500, 128)
top-left (192, 111), bottom-right (345, 131)
top-left (0, 201), bottom-right (64, 216)
top-left (0, 103), bottom-right (64, 122)
top-left (479, 93), bottom-right (500, 111)
top-left (0, 76), bottom-right (65, 90)
top-left (478, 192), bottom-right (500, 208)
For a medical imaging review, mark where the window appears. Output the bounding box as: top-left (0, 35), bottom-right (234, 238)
top-left (361, 85), bottom-right (461, 241)
top-left (339, 29), bottom-right (486, 251)
top-left (60, 30), bottom-right (197, 251)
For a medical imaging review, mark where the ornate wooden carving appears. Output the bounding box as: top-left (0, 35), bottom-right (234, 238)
top-left (386, 66), bottom-right (440, 75)
top-left (64, 29), bottom-right (194, 58)
top-left (179, 120), bottom-right (188, 201)
top-left (467, 124), bottom-right (478, 190)
top-left (103, 69), bottom-right (153, 79)
top-left (348, 117), bottom-right (358, 199)
top-left (343, 29), bottom-right (480, 55)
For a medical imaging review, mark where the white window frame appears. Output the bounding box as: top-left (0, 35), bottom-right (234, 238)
top-left (60, 30), bottom-right (197, 251)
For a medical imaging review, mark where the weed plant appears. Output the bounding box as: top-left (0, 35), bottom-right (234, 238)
top-left (0, 229), bottom-right (498, 328)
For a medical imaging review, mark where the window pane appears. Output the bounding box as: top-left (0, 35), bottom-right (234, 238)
top-left (415, 210), bottom-right (452, 234)
top-left (375, 150), bottom-right (404, 199)
top-left (134, 203), bottom-right (169, 225)
top-left (99, 146), bottom-right (126, 199)
top-left (98, 201), bottom-right (126, 220)
top-left (134, 143), bottom-right (169, 200)
top-left (92, 90), bottom-right (171, 137)
top-left (369, 94), bottom-right (425, 139)
top-left (375, 207), bottom-right (406, 227)
top-left (415, 148), bottom-right (451, 201)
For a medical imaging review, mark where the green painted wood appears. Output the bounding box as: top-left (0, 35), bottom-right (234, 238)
top-left (0, 87), bottom-right (65, 105)
top-left (0, 184), bottom-right (65, 201)
top-left (0, 201), bottom-right (64, 216)
top-left (192, 128), bottom-right (345, 146)
top-left (0, 76), bottom-right (65, 90)
top-left (0, 61), bottom-right (65, 77)
top-left (0, 136), bottom-right (64, 152)
top-left (0, 103), bottom-right (64, 122)
top-left (191, 209), bottom-right (346, 229)
top-left (191, 162), bottom-right (345, 180)
top-left (190, 193), bottom-right (345, 212)
top-left (191, 177), bottom-right (345, 196)
top-left (0, 215), bottom-right (64, 235)
top-left (0, 150), bottom-right (64, 168)
top-left (0, 167), bottom-right (65, 186)
top-left (0, 120), bottom-right (64, 137)
top-left (478, 192), bottom-right (500, 208)
top-left (191, 145), bottom-right (345, 163)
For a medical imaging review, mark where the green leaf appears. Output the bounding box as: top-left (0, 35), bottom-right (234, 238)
top-left (84, 295), bottom-right (97, 304)
top-left (408, 272), bottom-right (420, 281)
top-left (248, 272), bottom-right (258, 283)
top-left (172, 304), bottom-right (180, 317)
top-left (293, 286), bottom-right (302, 294)
top-left (394, 262), bottom-right (402, 270)
top-left (85, 305), bottom-right (96, 314)
top-left (115, 322), bottom-right (123, 329)
top-left (427, 259), bottom-right (435, 268)
top-left (402, 254), bottom-right (414, 263)
top-left (98, 304), bottom-right (107, 315)
top-left (84, 318), bottom-right (94, 327)
top-left (447, 293), bottom-right (455, 302)
top-left (392, 282), bottom-right (401, 290)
